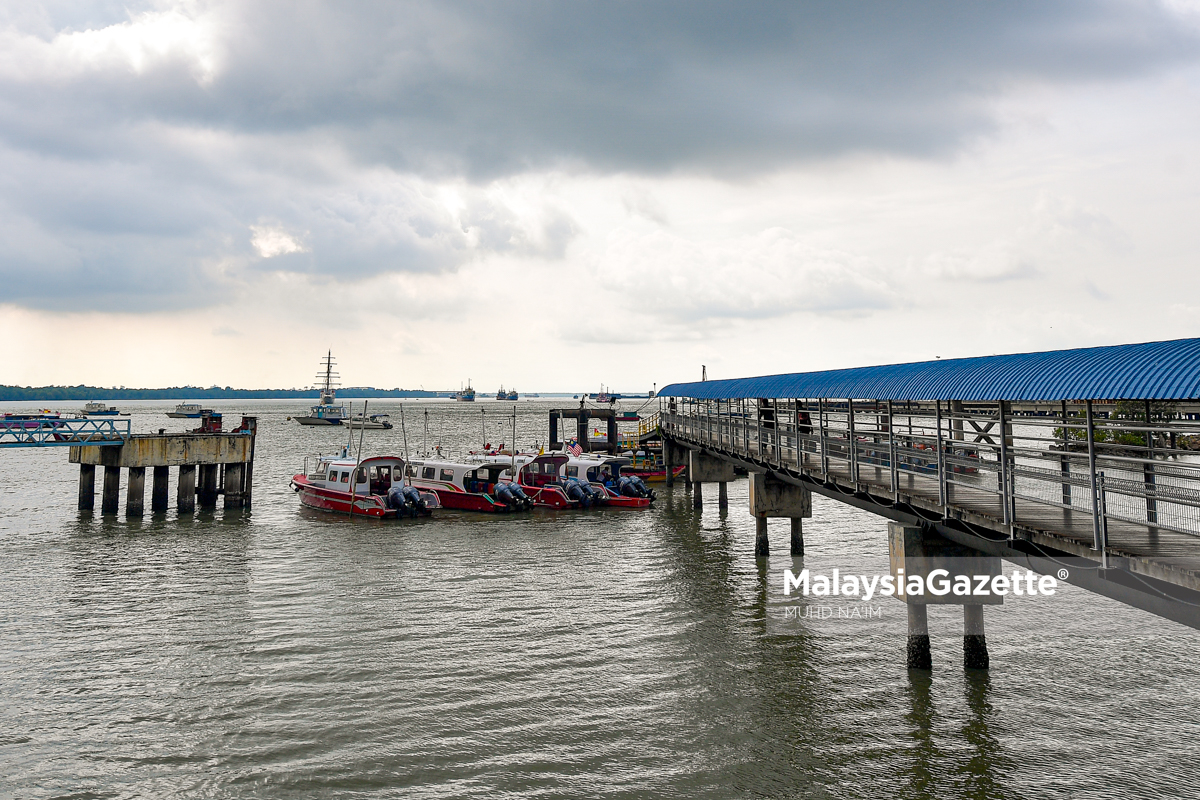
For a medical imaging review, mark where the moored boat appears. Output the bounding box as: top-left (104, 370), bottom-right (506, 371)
top-left (80, 401), bottom-right (120, 416)
top-left (405, 457), bottom-right (533, 512)
top-left (349, 413), bottom-right (393, 430)
top-left (167, 403), bottom-right (206, 418)
top-left (456, 382), bottom-right (476, 402)
top-left (290, 451), bottom-right (438, 518)
top-left (295, 351), bottom-right (350, 425)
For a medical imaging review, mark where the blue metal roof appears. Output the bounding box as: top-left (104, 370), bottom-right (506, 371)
top-left (659, 338), bottom-right (1200, 402)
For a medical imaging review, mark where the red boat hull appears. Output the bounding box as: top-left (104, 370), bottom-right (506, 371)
top-left (410, 481), bottom-right (511, 513)
top-left (291, 475), bottom-right (395, 518)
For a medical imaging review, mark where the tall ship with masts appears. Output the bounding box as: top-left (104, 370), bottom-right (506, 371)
top-left (294, 351), bottom-right (350, 426)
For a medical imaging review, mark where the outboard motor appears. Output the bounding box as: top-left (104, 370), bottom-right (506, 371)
top-left (564, 479), bottom-right (592, 508)
top-left (387, 485), bottom-right (414, 515)
top-left (506, 482), bottom-right (533, 510)
top-left (631, 475), bottom-right (655, 500)
top-left (583, 482), bottom-right (606, 504)
top-left (493, 482), bottom-right (517, 510)
top-left (618, 476), bottom-right (639, 497)
top-left (402, 486), bottom-right (428, 515)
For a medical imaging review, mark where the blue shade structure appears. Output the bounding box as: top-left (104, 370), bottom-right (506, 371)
top-left (659, 338), bottom-right (1200, 402)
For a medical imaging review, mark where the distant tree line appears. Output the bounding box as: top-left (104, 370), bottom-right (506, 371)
top-left (0, 385), bottom-right (446, 401)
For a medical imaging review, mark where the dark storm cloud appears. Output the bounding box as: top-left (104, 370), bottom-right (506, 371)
top-left (1, 0), bottom-right (1198, 310)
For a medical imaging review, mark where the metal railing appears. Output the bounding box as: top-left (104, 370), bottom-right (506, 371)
top-left (661, 397), bottom-right (1200, 546)
top-left (0, 417), bottom-right (131, 448)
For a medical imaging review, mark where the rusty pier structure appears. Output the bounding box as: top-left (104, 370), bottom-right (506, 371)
top-left (70, 414), bottom-right (258, 517)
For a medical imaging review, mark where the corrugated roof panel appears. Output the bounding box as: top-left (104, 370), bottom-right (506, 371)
top-left (659, 338), bottom-right (1200, 401)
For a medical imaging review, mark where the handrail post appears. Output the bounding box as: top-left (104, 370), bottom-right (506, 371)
top-left (1097, 471), bottom-right (1110, 569)
top-left (1086, 400), bottom-right (1102, 552)
top-left (935, 400), bottom-right (946, 508)
top-left (848, 399), bottom-right (858, 484)
top-left (997, 401), bottom-right (1010, 526)
top-left (1060, 400), bottom-right (1072, 508)
top-left (1144, 399), bottom-right (1158, 525)
top-left (819, 398), bottom-right (828, 479)
top-left (887, 400), bottom-right (897, 495)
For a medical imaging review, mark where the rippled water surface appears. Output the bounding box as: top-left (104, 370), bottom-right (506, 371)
top-left (2, 399), bottom-right (1199, 799)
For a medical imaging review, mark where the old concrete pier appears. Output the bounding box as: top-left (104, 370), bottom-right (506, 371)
top-left (71, 416), bottom-right (257, 517)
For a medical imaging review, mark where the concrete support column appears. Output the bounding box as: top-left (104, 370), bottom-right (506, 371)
top-left (755, 516), bottom-right (769, 557)
top-left (664, 439), bottom-right (675, 487)
top-left (224, 463), bottom-right (245, 509)
top-left (126, 467), bottom-right (146, 518)
top-left (790, 518), bottom-right (804, 556)
top-left (151, 466), bottom-right (170, 513)
top-left (102, 466), bottom-right (121, 514)
top-left (963, 605), bottom-right (989, 670)
top-left (178, 464), bottom-right (197, 513)
top-left (718, 481), bottom-right (728, 509)
top-left (907, 603), bottom-right (932, 670)
top-left (78, 464), bottom-right (96, 511)
top-left (693, 481), bottom-right (703, 508)
top-left (197, 464), bottom-right (219, 508)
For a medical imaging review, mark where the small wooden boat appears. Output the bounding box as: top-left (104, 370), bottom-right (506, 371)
top-left (290, 452), bottom-right (438, 518)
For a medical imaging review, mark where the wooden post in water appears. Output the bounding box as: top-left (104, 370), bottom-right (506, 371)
top-left (126, 467), bottom-right (145, 518)
top-left (718, 481), bottom-right (728, 509)
top-left (152, 466), bottom-right (169, 513)
top-left (78, 464), bottom-right (96, 511)
top-left (101, 466), bottom-right (121, 514)
top-left (178, 465), bottom-right (197, 513)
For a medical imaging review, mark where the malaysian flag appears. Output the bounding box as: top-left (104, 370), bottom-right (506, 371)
top-left (567, 439), bottom-right (583, 456)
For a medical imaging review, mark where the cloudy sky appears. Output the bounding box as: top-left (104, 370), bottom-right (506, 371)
top-left (4, 1), bottom-right (1200, 392)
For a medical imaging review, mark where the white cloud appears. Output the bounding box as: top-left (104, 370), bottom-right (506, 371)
top-left (250, 225), bottom-right (309, 258)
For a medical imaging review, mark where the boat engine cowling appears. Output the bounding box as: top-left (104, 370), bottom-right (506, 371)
top-left (493, 482), bottom-right (516, 509)
top-left (631, 475), bottom-right (655, 500)
top-left (564, 479), bottom-right (592, 507)
top-left (506, 482), bottom-right (533, 509)
top-left (402, 486), bottom-right (428, 515)
top-left (386, 485), bottom-right (413, 514)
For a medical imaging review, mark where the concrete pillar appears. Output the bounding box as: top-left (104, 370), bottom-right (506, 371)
top-left (197, 464), bottom-right (219, 508)
top-left (790, 518), bottom-right (804, 556)
top-left (178, 464), bottom-right (196, 513)
top-left (718, 481), bottom-right (728, 509)
top-left (224, 462), bottom-right (245, 509)
top-left (665, 439), bottom-right (675, 487)
top-left (151, 466), bottom-right (169, 513)
top-left (964, 605), bottom-right (989, 670)
top-left (693, 481), bottom-right (703, 508)
top-left (755, 516), bottom-right (769, 557)
top-left (102, 466), bottom-right (121, 514)
top-left (78, 464), bottom-right (96, 511)
top-left (126, 467), bottom-right (145, 518)
top-left (907, 603), bottom-right (932, 670)
top-left (244, 461), bottom-right (254, 507)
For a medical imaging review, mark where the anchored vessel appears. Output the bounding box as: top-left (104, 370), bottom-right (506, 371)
top-left (167, 403), bottom-right (207, 419)
top-left (405, 457), bottom-right (533, 512)
top-left (80, 401), bottom-right (121, 416)
top-left (295, 351), bottom-right (350, 426)
top-left (496, 387), bottom-right (519, 401)
top-left (291, 452), bottom-right (438, 518)
top-left (456, 382), bottom-right (476, 402)
top-left (348, 412), bottom-right (393, 430)
top-left (477, 451), bottom-right (655, 508)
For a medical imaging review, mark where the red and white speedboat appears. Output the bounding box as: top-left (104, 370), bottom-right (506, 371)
top-left (405, 457), bottom-right (533, 513)
top-left (479, 452), bottom-right (654, 509)
top-left (290, 452), bottom-right (439, 518)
